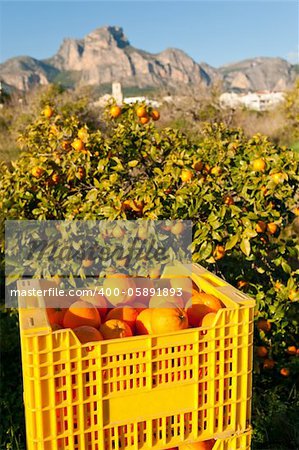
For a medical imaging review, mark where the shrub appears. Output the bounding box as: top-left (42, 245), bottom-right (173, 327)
top-left (0, 100), bottom-right (298, 448)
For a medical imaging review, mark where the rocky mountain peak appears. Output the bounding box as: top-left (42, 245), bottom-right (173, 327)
top-left (0, 26), bottom-right (297, 93)
top-left (85, 26), bottom-right (130, 48)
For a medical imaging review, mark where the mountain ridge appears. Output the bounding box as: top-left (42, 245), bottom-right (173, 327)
top-left (0, 25), bottom-right (297, 93)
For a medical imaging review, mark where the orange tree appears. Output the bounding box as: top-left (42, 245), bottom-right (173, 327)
top-left (0, 99), bottom-right (298, 448)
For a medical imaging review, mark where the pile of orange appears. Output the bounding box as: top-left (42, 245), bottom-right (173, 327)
top-left (47, 274), bottom-right (225, 344)
top-left (136, 106), bottom-right (160, 124)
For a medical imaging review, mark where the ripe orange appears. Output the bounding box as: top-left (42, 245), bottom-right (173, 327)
top-left (136, 309), bottom-right (153, 335)
top-left (267, 223), bottom-right (278, 235)
top-left (105, 307), bottom-right (138, 330)
top-left (214, 245), bottom-right (225, 260)
top-left (210, 166), bottom-right (222, 176)
top-left (122, 199), bottom-right (132, 211)
top-left (170, 222), bottom-right (185, 235)
top-left (286, 345), bottom-right (297, 355)
top-left (270, 172), bottom-right (285, 184)
top-left (196, 292), bottom-right (223, 311)
top-left (63, 301), bottom-right (101, 329)
top-left (51, 323), bottom-right (63, 331)
top-left (77, 127), bottom-right (88, 141)
top-left (46, 308), bottom-right (66, 326)
top-left (256, 346), bottom-right (268, 357)
top-left (151, 110), bottom-right (160, 121)
top-left (110, 105), bottom-right (122, 118)
top-left (263, 358), bottom-right (275, 369)
top-left (180, 170), bottom-right (193, 182)
top-left (51, 173), bottom-right (60, 184)
top-left (148, 267), bottom-right (161, 279)
top-left (201, 312), bottom-right (217, 328)
top-left (274, 281), bottom-right (283, 291)
top-left (151, 305), bottom-right (188, 334)
top-left (31, 167), bottom-right (44, 178)
top-left (79, 293), bottom-right (108, 320)
top-left (52, 152), bottom-right (61, 164)
top-left (100, 319), bottom-right (133, 340)
top-left (185, 295), bottom-right (214, 327)
top-left (292, 207), bottom-right (299, 216)
top-left (131, 200), bottom-right (144, 212)
top-left (62, 140), bottom-right (71, 150)
top-left (132, 302), bottom-right (148, 313)
top-left (257, 318), bottom-right (271, 333)
top-left (256, 221), bottom-right (267, 233)
top-left (253, 158), bottom-right (266, 172)
top-left (288, 289), bottom-right (298, 301)
top-left (50, 125), bottom-right (59, 135)
top-left (179, 439), bottom-right (215, 449)
top-left (103, 275), bottom-right (136, 306)
top-left (136, 106), bottom-right (148, 118)
top-left (191, 287), bottom-right (201, 297)
top-left (73, 326), bottom-right (103, 344)
top-left (105, 271), bottom-right (129, 278)
top-left (224, 195), bottom-right (234, 205)
top-left (237, 280), bottom-right (248, 289)
top-left (193, 161), bottom-right (203, 172)
top-left (82, 259), bottom-right (93, 268)
top-left (280, 367), bottom-right (290, 377)
top-left (43, 105), bottom-right (54, 118)
top-left (72, 138), bottom-right (85, 151)
top-left (140, 116), bottom-right (150, 125)
top-left (149, 294), bottom-right (184, 309)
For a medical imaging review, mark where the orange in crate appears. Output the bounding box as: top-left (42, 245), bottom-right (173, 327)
top-left (18, 264), bottom-right (254, 450)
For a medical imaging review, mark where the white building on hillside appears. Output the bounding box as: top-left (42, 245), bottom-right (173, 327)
top-left (94, 82), bottom-right (161, 108)
top-left (220, 91), bottom-right (285, 111)
top-left (123, 96), bottom-right (160, 108)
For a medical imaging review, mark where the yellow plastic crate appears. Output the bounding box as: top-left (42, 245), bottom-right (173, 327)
top-left (181, 428), bottom-right (252, 450)
top-left (18, 264), bottom-right (255, 450)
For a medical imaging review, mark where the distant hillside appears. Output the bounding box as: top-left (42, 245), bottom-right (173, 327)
top-left (0, 26), bottom-right (297, 93)
top-left (219, 57), bottom-right (297, 92)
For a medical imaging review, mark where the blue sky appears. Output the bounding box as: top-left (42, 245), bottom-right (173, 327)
top-left (0, 1), bottom-right (298, 67)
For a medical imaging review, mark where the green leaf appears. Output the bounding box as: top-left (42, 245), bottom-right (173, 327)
top-left (86, 189), bottom-right (98, 202)
top-left (243, 228), bottom-right (257, 239)
top-left (93, 178), bottom-right (101, 188)
top-left (281, 261), bottom-right (291, 274)
top-left (225, 234), bottom-right (239, 250)
top-left (128, 160), bottom-right (139, 168)
top-left (240, 238), bottom-right (251, 256)
top-left (198, 241), bottom-right (213, 260)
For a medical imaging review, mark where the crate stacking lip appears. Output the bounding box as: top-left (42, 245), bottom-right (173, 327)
top-left (18, 264), bottom-right (255, 450)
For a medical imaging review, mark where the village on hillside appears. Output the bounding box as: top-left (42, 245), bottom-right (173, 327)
top-left (93, 82), bottom-right (286, 112)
